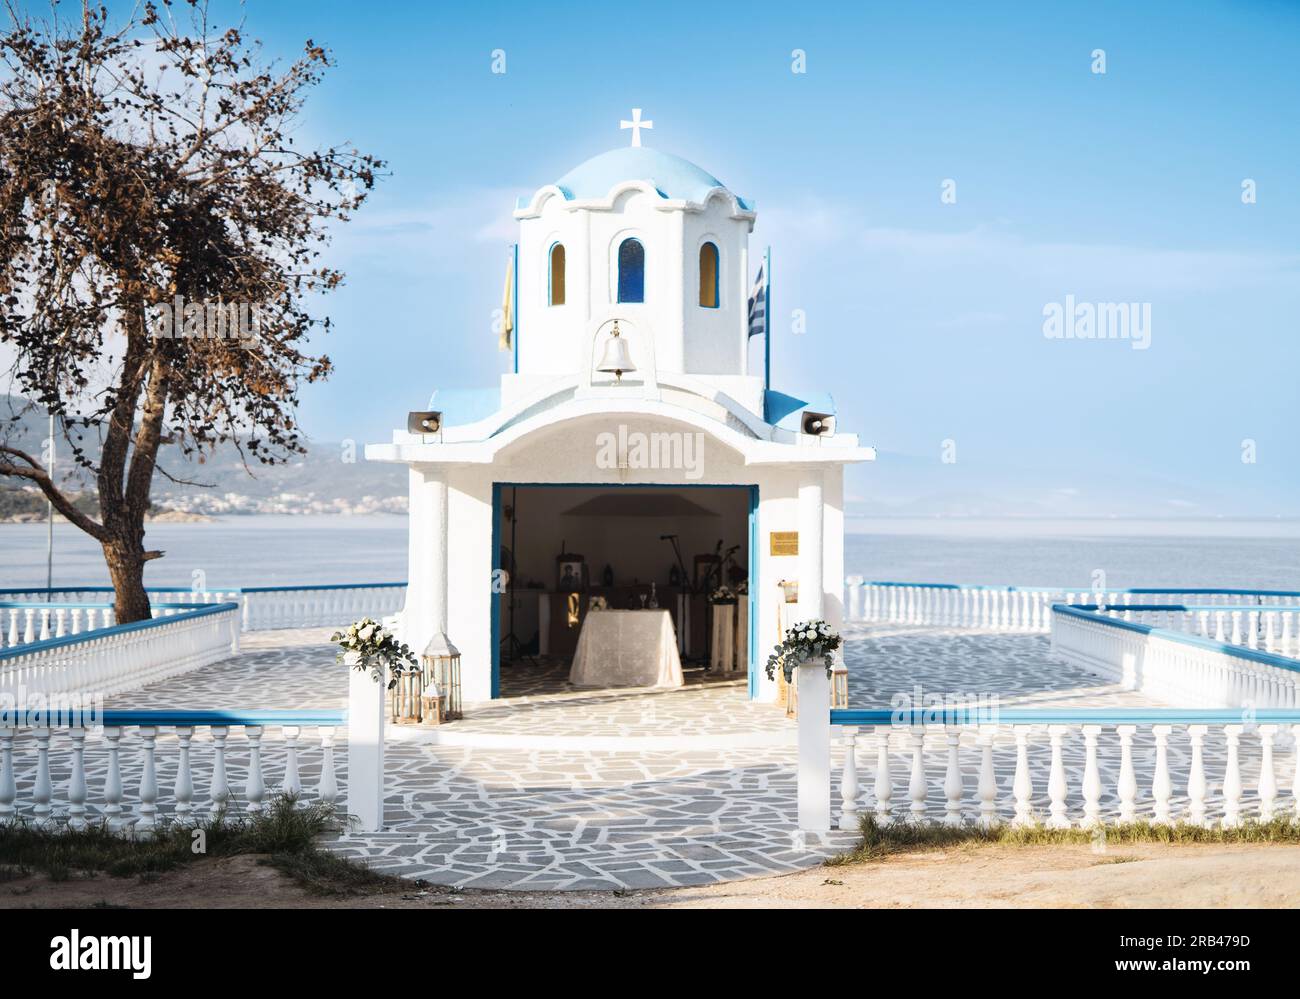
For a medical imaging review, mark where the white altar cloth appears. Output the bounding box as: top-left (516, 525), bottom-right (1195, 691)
top-left (569, 609), bottom-right (684, 689)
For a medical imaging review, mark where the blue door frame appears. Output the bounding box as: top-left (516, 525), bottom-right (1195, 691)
top-left (491, 482), bottom-right (760, 700)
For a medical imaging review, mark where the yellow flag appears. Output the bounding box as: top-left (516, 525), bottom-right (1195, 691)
top-left (498, 250), bottom-right (515, 352)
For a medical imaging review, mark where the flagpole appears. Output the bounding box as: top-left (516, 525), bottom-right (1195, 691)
top-left (45, 411), bottom-right (53, 599)
top-left (763, 246), bottom-right (771, 422)
top-left (511, 243), bottom-right (519, 374)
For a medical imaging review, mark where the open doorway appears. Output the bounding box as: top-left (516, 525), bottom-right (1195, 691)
top-left (491, 483), bottom-right (756, 699)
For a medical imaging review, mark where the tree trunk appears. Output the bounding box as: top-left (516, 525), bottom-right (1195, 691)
top-left (103, 535), bottom-right (152, 624)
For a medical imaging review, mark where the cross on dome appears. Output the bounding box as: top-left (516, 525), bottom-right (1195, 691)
top-left (619, 108), bottom-right (653, 147)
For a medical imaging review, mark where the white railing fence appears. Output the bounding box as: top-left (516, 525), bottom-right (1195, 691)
top-left (0, 583), bottom-right (407, 636)
top-left (793, 650), bottom-right (1300, 835)
top-left (0, 604), bottom-right (241, 699)
top-left (0, 710), bottom-right (344, 835)
top-left (823, 710), bottom-right (1300, 834)
top-left (1051, 605), bottom-right (1300, 709)
top-left (844, 579), bottom-right (1300, 635)
top-left (1082, 604), bottom-right (1300, 659)
top-left (238, 585), bottom-right (406, 631)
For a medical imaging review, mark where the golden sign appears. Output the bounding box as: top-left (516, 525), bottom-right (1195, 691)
top-left (769, 531), bottom-right (799, 556)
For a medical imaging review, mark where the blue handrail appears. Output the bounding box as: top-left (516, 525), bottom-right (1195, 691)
top-left (831, 707), bottom-right (1300, 726)
top-left (100, 709), bottom-right (346, 727)
top-left (0, 582), bottom-right (406, 597)
top-left (855, 580), bottom-right (1300, 598)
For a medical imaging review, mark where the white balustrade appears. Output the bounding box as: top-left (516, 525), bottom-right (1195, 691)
top-left (0, 717), bottom-right (343, 833)
top-left (0, 604), bottom-right (241, 699)
top-left (1052, 605), bottom-right (1300, 709)
top-left (809, 716), bottom-right (1300, 833)
top-left (843, 583), bottom-right (1300, 650)
top-left (0, 584), bottom-right (407, 653)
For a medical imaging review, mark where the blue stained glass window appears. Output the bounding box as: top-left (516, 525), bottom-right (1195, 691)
top-left (617, 238), bottom-right (645, 303)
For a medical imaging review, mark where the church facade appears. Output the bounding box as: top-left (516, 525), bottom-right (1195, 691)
top-left (366, 132), bottom-right (873, 703)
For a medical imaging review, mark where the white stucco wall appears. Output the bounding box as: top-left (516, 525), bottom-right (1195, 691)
top-left (516, 191), bottom-right (750, 384)
top-left (398, 412), bottom-right (847, 703)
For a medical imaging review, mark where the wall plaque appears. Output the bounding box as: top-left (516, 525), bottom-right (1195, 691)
top-left (769, 531), bottom-right (799, 556)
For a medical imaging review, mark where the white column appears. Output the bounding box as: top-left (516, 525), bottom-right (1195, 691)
top-left (796, 661), bottom-right (831, 833)
top-left (404, 466), bottom-right (450, 654)
top-left (347, 664), bottom-right (387, 832)
top-left (798, 469), bottom-right (825, 624)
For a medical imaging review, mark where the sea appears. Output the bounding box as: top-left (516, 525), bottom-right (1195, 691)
top-left (1, 515), bottom-right (1298, 592)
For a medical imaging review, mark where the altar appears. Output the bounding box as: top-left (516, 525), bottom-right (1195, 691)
top-left (569, 609), bottom-right (684, 689)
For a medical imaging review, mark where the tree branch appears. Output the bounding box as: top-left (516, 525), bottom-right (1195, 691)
top-left (0, 444), bottom-right (106, 540)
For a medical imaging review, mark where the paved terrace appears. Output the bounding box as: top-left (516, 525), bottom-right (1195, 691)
top-left (8, 625), bottom-right (1294, 891)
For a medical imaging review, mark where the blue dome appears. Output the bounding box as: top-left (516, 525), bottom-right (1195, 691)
top-left (553, 147), bottom-right (750, 209)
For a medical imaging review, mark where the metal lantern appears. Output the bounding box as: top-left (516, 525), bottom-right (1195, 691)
top-left (832, 665), bottom-right (850, 709)
top-left (389, 665), bottom-right (425, 725)
top-left (423, 634), bottom-right (462, 722)
top-left (419, 678), bottom-right (443, 727)
top-left (596, 320), bottom-right (635, 382)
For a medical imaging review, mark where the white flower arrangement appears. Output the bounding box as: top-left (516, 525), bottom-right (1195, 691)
top-left (330, 617), bottom-right (418, 688)
top-left (709, 585), bottom-right (737, 604)
top-left (765, 619), bottom-right (841, 684)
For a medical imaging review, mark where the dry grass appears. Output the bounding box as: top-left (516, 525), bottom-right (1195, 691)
top-left (0, 796), bottom-right (397, 896)
top-left (829, 813), bottom-right (1300, 864)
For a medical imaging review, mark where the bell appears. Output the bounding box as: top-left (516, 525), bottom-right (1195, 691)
top-left (596, 321), bottom-right (636, 382)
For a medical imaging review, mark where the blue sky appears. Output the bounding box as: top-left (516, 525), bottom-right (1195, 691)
top-left (89, 1), bottom-right (1300, 517)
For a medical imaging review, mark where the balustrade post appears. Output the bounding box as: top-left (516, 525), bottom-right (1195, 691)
top-left (210, 726), bottom-right (230, 820)
top-left (908, 726), bottom-right (927, 821)
top-left (32, 727), bottom-right (52, 828)
top-left (1258, 725), bottom-right (1278, 822)
top-left (943, 726), bottom-right (962, 826)
top-left (838, 727), bottom-right (859, 831)
top-left (281, 725), bottom-right (303, 797)
top-left (1151, 725), bottom-right (1172, 824)
top-left (1046, 725), bottom-right (1069, 828)
top-left (1012, 727), bottom-right (1033, 827)
top-left (977, 727), bottom-right (997, 827)
top-left (102, 726), bottom-right (125, 831)
top-left (1081, 725), bottom-right (1102, 827)
top-left (135, 726), bottom-right (159, 836)
top-left (244, 725), bottom-right (265, 814)
top-left (318, 728), bottom-right (339, 809)
top-left (1187, 725), bottom-right (1208, 827)
top-left (873, 727), bottom-right (893, 825)
top-left (1116, 725), bottom-right (1137, 823)
top-left (1222, 725), bottom-right (1243, 828)
top-left (1292, 724), bottom-right (1300, 819)
top-left (174, 727), bottom-right (194, 824)
top-left (0, 728), bottom-right (12, 825)
top-left (67, 726), bottom-right (88, 831)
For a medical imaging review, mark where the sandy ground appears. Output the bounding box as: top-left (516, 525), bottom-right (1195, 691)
top-left (4, 842), bottom-right (1300, 909)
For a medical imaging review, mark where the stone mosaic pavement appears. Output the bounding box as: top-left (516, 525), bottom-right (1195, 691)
top-left (5, 624), bottom-right (1296, 890)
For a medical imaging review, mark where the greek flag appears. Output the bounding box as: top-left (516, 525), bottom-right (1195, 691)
top-left (747, 261), bottom-right (767, 339)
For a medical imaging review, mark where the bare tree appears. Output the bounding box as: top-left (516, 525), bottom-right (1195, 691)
top-left (0, 1), bottom-right (382, 621)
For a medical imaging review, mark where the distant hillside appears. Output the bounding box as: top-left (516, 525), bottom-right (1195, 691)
top-left (0, 396), bottom-right (406, 517)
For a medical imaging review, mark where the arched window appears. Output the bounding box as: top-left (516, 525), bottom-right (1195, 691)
top-left (617, 237), bottom-right (645, 303)
top-left (698, 242), bottom-right (719, 308)
top-left (549, 243), bottom-right (566, 306)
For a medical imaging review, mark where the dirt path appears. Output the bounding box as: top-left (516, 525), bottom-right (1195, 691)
top-left (4, 842), bottom-right (1300, 908)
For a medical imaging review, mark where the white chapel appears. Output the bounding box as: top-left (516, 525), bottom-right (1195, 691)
top-left (366, 119), bottom-right (874, 703)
